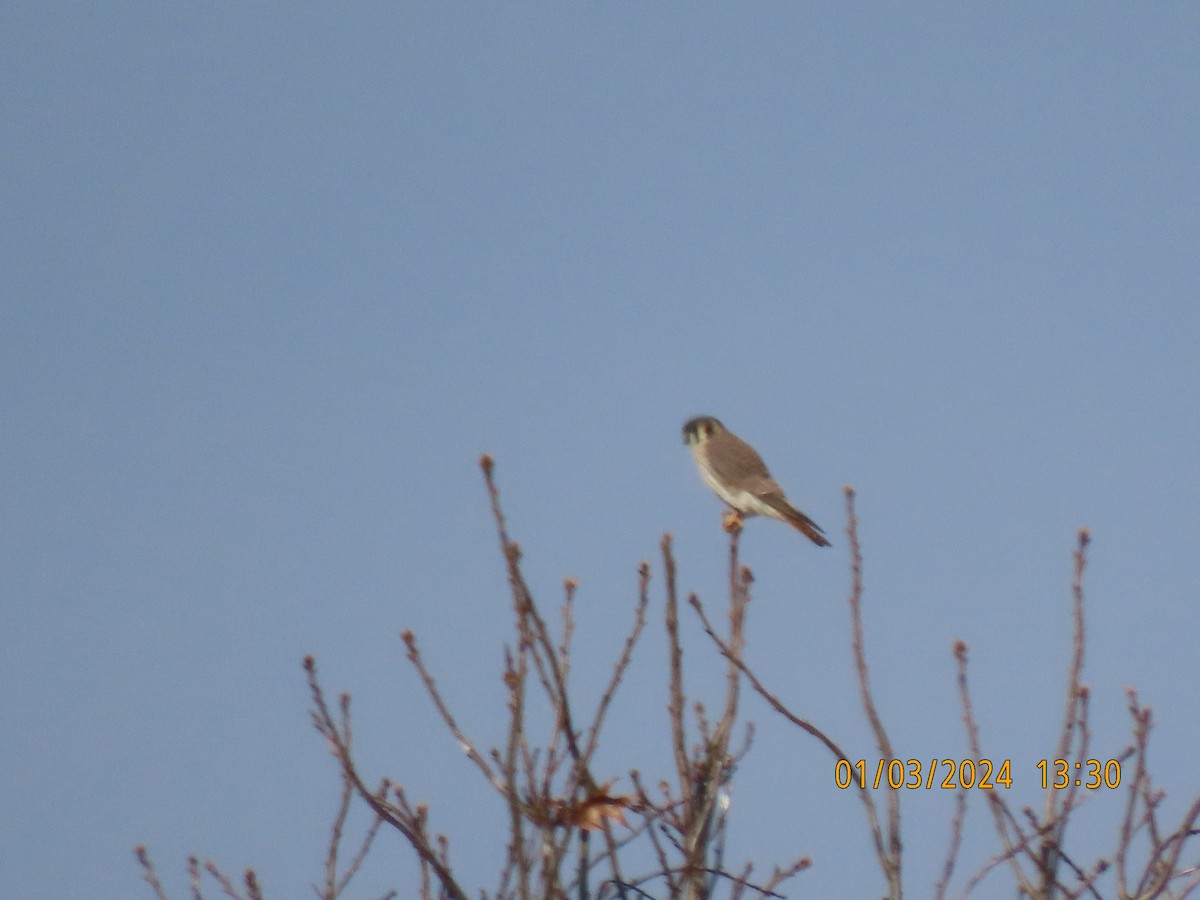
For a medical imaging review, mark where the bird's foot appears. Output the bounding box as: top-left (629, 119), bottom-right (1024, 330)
top-left (722, 509), bottom-right (744, 534)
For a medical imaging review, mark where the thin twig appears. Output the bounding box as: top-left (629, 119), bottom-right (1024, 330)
top-left (203, 860), bottom-right (243, 900)
top-left (688, 590), bottom-right (890, 876)
top-left (1041, 528), bottom-right (1091, 891)
top-left (188, 855), bottom-right (202, 900)
top-left (333, 782), bottom-right (390, 898)
top-left (581, 563), bottom-right (651, 766)
top-left (955, 638), bottom-right (1033, 895)
top-left (662, 533), bottom-right (690, 805)
top-left (401, 631), bottom-right (506, 795)
top-left (305, 657), bottom-right (470, 900)
top-left (481, 455), bottom-right (592, 800)
top-left (319, 758), bottom-right (354, 898)
top-left (844, 486), bottom-right (902, 898)
top-left (134, 846), bottom-right (172, 900)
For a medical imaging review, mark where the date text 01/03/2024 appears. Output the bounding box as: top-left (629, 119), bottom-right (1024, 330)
top-left (834, 759), bottom-right (1123, 791)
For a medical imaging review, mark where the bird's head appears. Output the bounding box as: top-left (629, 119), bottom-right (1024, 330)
top-left (682, 415), bottom-right (726, 447)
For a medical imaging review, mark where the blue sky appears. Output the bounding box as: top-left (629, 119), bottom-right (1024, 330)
top-left (3, 5), bottom-right (1198, 898)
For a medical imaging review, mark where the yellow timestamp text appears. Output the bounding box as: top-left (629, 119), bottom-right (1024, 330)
top-left (835, 758), bottom-right (1013, 790)
top-left (1038, 758), bottom-right (1122, 789)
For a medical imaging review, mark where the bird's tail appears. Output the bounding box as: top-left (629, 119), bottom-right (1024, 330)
top-left (782, 506), bottom-right (831, 547)
top-left (758, 495), bottom-right (831, 546)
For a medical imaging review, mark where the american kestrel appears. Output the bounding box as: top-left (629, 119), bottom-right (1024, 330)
top-left (683, 415), bottom-right (830, 546)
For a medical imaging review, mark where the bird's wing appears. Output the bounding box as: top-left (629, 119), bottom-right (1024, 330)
top-left (706, 432), bottom-right (779, 491)
top-left (707, 431), bottom-right (830, 545)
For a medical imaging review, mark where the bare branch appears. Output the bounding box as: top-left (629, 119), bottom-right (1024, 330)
top-left (1040, 527), bottom-right (1092, 893)
top-left (304, 656), bottom-right (470, 900)
top-left (844, 485), bottom-right (902, 897)
top-left (581, 563), bottom-right (651, 766)
top-left (401, 631), bottom-right (506, 795)
top-left (955, 638), bottom-right (1033, 894)
top-left (662, 533), bottom-right (690, 803)
top-left (134, 847), bottom-right (172, 900)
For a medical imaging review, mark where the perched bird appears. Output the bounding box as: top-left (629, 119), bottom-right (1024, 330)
top-left (682, 415), bottom-right (830, 546)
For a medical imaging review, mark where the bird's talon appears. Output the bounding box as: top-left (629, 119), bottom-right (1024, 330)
top-left (722, 510), bottom-right (744, 533)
